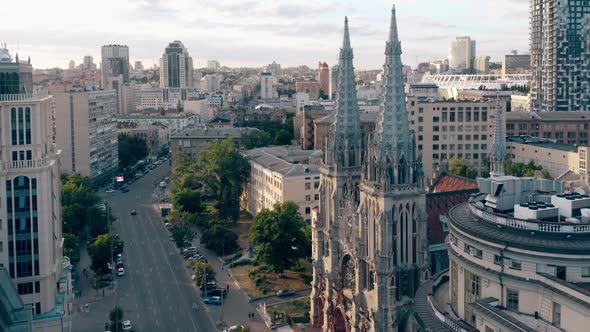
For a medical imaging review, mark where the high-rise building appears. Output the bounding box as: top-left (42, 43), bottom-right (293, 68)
top-left (54, 89), bottom-right (119, 185)
top-left (530, 0), bottom-right (590, 112)
top-left (328, 64), bottom-right (339, 100)
top-left (101, 44), bottom-right (129, 89)
top-left (311, 8), bottom-right (427, 331)
top-left (474, 55), bottom-right (490, 74)
top-left (318, 62), bottom-right (329, 97)
top-left (260, 72), bottom-right (277, 100)
top-left (266, 61), bottom-right (282, 77)
top-left (134, 61), bottom-right (143, 72)
top-left (0, 46), bottom-right (33, 95)
top-left (449, 36), bottom-right (476, 73)
top-left (0, 50), bottom-right (72, 331)
top-left (68, 60), bottom-right (75, 70)
top-left (159, 41), bottom-right (194, 88)
top-left (207, 60), bottom-right (220, 70)
top-left (501, 51), bottom-right (530, 76)
top-left (82, 56), bottom-right (96, 71)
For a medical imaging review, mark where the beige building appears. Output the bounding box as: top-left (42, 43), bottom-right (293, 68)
top-left (511, 94), bottom-right (531, 112)
top-left (408, 96), bottom-right (501, 178)
top-left (0, 92), bottom-right (72, 331)
top-left (506, 111), bottom-right (590, 145)
top-left (241, 147), bottom-right (322, 221)
top-left (508, 135), bottom-right (588, 179)
top-left (54, 89), bottom-right (119, 185)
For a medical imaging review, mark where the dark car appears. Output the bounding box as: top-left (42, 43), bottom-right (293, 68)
top-left (121, 188), bottom-right (129, 193)
top-left (130, 210), bottom-right (137, 215)
top-left (100, 274), bottom-right (113, 282)
top-left (276, 289), bottom-right (296, 297)
top-left (206, 288), bottom-right (227, 298)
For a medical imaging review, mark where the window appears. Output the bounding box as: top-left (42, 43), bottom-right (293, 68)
top-left (305, 207), bottom-right (311, 214)
top-left (458, 112), bottom-right (464, 122)
top-left (473, 248), bottom-right (483, 259)
top-left (35, 281), bottom-right (40, 293)
top-left (314, 194), bottom-right (319, 201)
top-left (433, 126), bottom-right (439, 132)
top-left (418, 126), bottom-right (423, 132)
top-left (433, 116), bottom-right (439, 123)
top-left (553, 302), bottom-right (561, 327)
top-left (466, 112), bottom-right (471, 122)
top-left (433, 135), bottom-right (439, 141)
top-left (314, 182), bottom-right (319, 189)
top-left (305, 195), bottom-right (311, 202)
top-left (418, 117), bottom-right (423, 123)
top-left (450, 112), bottom-right (456, 122)
top-left (507, 289), bottom-right (519, 310)
top-left (17, 283), bottom-right (34, 295)
top-left (305, 183), bottom-right (311, 190)
top-left (464, 243), bottom-right (471, 253)
top-left (494, 255), bottom-right (503, 265)
top-left (582, 267), bottom-right (590, 277)
top-left (469, 274), bottom-right (480, 296)
top-left (450, 234), bottom-right (458, 245)
top-left (418, 135), bottom-right (423, 141)
top-left (510, 260), bottom-right (522, 271)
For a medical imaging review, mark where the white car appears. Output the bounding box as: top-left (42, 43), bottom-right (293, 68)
top-left (191, 274), bottom-right (197, 281)
top-left (105, 188), bottom-right (115, 193)
top-left (222, 326), bottom-right (244, 332)
top-left (122, 320), bottom-right (133, 331)
top-left (117, 267), bottom-right (125, 276)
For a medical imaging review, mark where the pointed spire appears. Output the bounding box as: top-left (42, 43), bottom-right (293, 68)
top-left (388, 5), bottom-right (399, 44)
top-left (342, 17), bottom-right (351, 50)
top-left (489, 94), bottom-right (506, 177)
top-left (325, 17), bottom-right (361, 170)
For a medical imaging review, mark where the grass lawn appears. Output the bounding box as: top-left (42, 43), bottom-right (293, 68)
top-left (230, 260), bottom-right (312, 299)
top-left (268, 298), bottom-right (310, 323)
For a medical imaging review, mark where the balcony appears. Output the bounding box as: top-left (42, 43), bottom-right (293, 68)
top-left (0, 92), bottom-right (50, 103)
top-left (0, 157), bottom-right (53, 170)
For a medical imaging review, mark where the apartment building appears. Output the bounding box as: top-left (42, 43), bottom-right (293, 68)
top-left (406, 96), bottom-right (500, 177)
top-left (241, 147), bottom-right (322, 221)
top-left (54, 89), bottom-right (119, 185)
top-left (506, 111), bottom-right (590, 145)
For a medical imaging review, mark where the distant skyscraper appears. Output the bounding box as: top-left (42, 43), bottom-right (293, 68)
top-left (329, 64), bottom-right (339, 100)
top-left (207, 60), bottom-right (220, 70)
top-left (530, 0), bottom-right (590, 111)
top-left (0, 50), bottom-right (72, 331)
top-left (266, 61), bottom-right (282, 77)
top-left (260, 72), bottom-right (277, 100)
top-left (159, 41), bottom-right (194, 88)
top-left (0, 46), bottom-right (33, 94)
top-left (318, 62), bottom-right (329, 98)
top-left (101, 44), bottom-right (129, 88)
top-left (449, 36), bottom-right (476, 73)
top-left (68, 60), bottom-right (75, 70)
top-left (134, 61), bottom-right (143, 71)
top-left (83, 55), bottom-right (96, 70)
top-left (474, 55), bottom-right (490, 74)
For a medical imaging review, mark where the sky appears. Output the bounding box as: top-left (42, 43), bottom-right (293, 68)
top-left (2, 0), bottom-right (530, 70)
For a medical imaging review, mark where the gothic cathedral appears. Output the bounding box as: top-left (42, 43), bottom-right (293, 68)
top-left (310, 6), bottom-right (428, 332)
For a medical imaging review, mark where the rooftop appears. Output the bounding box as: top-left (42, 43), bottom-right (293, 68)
top-left (506, 111), bottom-right (590, 121)
top-left (507, 135), bottom-right (579, 152)
top-left (243, 147), bottom-right (321, 177)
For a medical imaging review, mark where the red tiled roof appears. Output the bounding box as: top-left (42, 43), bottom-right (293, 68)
top-left (431, 172), bottom-right (478, 193)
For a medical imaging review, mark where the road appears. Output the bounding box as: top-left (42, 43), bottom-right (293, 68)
top-left (105, 163), bottom-right (216, 331)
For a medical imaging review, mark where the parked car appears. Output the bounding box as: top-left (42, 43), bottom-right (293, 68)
top-left (121, 188), bottom-right (129, 193)
top-left (130, 210), bottom-right (137, 215)
top-left (105, 188), bottom-right (115, 193)
top-left (116, 261), bottom-right (124, 269)
top-left (122, 320), bottom-right (133, 331)
top-left (135, 172), bottom-right (143, 178)
top-left (204, 296), bottom-right (222, 305)
top-left (276, 289), bottom-right (295, 297)
top-left (100, 274), bottom-right (113, 282)
top-left (223, 326), bottom-right (244, 332)
top-left (206, 288), bottom-right (227, 298)
top-left (117, 267), bottom-right (125, 276)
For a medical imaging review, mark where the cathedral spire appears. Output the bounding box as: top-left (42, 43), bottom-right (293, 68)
top-left (489, 94), bottom-right (506, 177)
top-left (325, 17), bottom-right (362, 170)
top-left (367, 4), bottom-right (417, 187)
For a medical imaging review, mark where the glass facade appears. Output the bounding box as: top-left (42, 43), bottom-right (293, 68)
top-left (10, 107), bottom-right (32, 145)
top-left (6, 176), bottom-right (39, 278)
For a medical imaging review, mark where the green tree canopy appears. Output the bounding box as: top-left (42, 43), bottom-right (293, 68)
top-left (201, 222), bottom-right (239, 255)
top-left (118, 133), bottom-right (148, 168)
top-left (250, 201), bottom-right (308, 272)
top-left (196, 137), bottom-right (250, 221)
top-left (173, 189), bottom-right (204, 214)
top-left (242, 130), bottom-right (273, 149)
top-left (89, 234), bottom-right (124, 273)
top-left (449, 159), bottom-right (478, 179)
top-left (61, 174), bottom-right (100, 235)
top-left (169, 222), bottom-right (195, 251)
top-left (63, 233), bottom-right (80, 263)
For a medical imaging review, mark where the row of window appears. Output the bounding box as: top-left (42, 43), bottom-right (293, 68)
top-left (415, 111), bottom-right (488, 124)
top-left (432, 144), bottom-right (487, 151)
top-left (432, 134), bottom-right (488, 141)
top-left (17, 281), bottom-right (41, 295)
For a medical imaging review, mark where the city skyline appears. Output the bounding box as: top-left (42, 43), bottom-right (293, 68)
top-left (3, 0), bottom-right (528, 70)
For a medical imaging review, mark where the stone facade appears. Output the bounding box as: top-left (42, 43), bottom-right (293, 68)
top-left (310, 8), bottom-right (427, 331)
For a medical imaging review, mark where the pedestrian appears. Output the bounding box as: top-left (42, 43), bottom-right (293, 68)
top-left (85, 303), bottom-right (89, 312)
top-left (102, 289), bottom-right (105, 297)
top-left (226, 284), bottom-right (230, 292)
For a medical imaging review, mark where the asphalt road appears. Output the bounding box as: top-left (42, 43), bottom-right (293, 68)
top-left (106, 163), bottom-right (216, 332)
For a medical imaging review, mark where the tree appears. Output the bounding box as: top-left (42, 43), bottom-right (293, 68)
top-left (201, 222), bottom-right (239, 255)
top-left (118, 133), bottom-right (148, 168)
top-left (188, 260), bottom-right (216, 286)
top-left (109, 305), bottom-right (124, 332)
top-left (449, 159), bottom-right (478, 179)
top-left (241, 130), bottom-right (272, 149)
top-left (250, 201), bottom-right (308, 272)
top-left (173, 189), bottom-right (203, 214)
top-left (63, 233), bottom-right (80, 263)
top-left (274, 129), bottom-right (291, 145)
top-left (169, 222), bottom-right (195, 251)
top-left (89, 234), bottom-right (124, 273)
top-left (196, 137), bottom-right (250, 221)
top-left (61, 174), bottom-right (99, 235)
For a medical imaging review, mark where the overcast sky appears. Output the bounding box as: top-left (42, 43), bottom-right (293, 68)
top-left (2, 0), bottom-right (529, 70)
